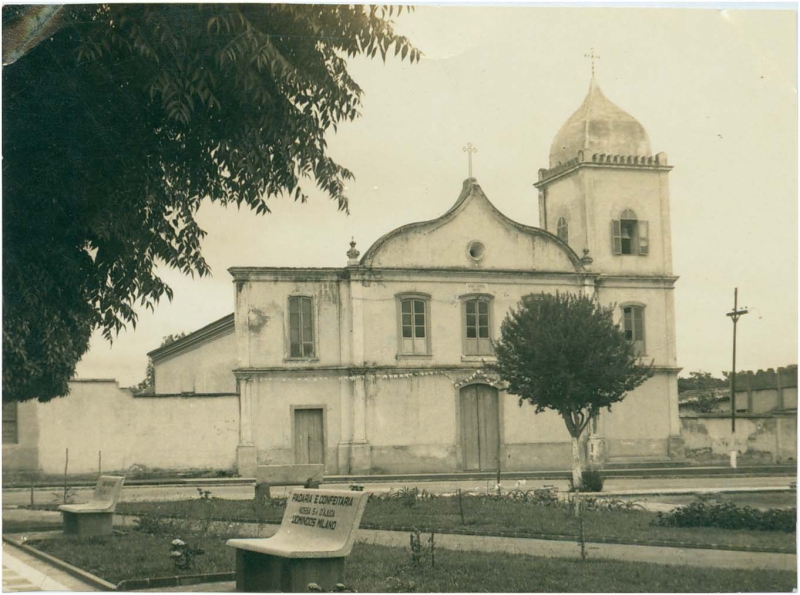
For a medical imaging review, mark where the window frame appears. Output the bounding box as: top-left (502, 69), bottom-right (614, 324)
top-left (556, 216), bottom-right (569, 244)
top-left (460, 294), bottom-right (494, 357)
top-left (396, 293), bottom-right (432, 357)
top-left (621, 303), bottom-right (646, 357)
top-left (286, 294), bottom-right (317, 361)
top-left (2, 402), bottom-right (18, 445)
top-left (612, 209), bottom-right (649, 256)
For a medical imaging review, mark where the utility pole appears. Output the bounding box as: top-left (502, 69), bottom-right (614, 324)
top-left (726, 288), bottom-right (748, 433)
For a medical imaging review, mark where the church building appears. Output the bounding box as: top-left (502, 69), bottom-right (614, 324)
top-left (149, 76), bottom-right (683, 477)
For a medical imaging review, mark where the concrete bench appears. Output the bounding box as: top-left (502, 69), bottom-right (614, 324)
top-left (254, 464), bottom-right (325, 501)
top-left (58, 475), bottom-right (124, 536)
top-left (228, 488), bottom-right (369, 592)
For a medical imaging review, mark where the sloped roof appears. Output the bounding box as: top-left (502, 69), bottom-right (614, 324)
top-left (148, 313), bottom-right (234, 363)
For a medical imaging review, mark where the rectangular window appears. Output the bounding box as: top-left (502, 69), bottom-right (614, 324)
top-left (613, 219), bottom-right (649, 256)
top-left (464, 298), bottom-right (492, 355)
top-left (289, 296), bottom-right (315, 358)
top-left (3, 402), bottom-right (18, 444)
top-left (623, 305), bottom-right (645, 356)
top-left (400, 298), bottom-right (428, 355)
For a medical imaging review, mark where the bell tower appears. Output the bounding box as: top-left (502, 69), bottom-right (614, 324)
top-left (534, 74), bottom-right (683, 461)
top-left (534, 76), bottom-right (674, 277)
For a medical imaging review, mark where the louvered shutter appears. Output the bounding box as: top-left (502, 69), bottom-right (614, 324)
top-left (638, 221), bottom-right (649, 255)
top-left (612, 220), bottom-right (622, 254)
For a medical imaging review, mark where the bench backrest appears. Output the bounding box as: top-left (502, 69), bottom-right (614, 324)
top-left (276, 488), bottom-right (368, 556)
top-left (256, 464), bottom-right (324, 486)
top-left (90, 475), bottom-right (125, 510)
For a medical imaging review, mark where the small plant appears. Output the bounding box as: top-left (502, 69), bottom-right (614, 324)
top-left (574, 470), bottom-right (604, 492)
top-left (349, 484), bottom-right (365, 491)
top-left (409, 527), bottom-right (435, 568)
top-left (409, 528), bottom-right (423, 566)
top-left (169, 538), bottom-right (205, 571)
top-left (531, 486), bottom-right (560, 506)
top-left (398, 487), bottom-right (419, 508)
top-left (196, 487), bottom-right (212, 501)
top-left (51, 485), bottom-right (78, 505)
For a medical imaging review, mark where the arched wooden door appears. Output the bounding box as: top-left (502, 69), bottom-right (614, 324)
top-left (460, 384), bottom-right (500, 471)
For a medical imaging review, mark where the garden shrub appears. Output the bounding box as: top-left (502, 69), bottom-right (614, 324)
top-left (656, 501), bottom-right (796, 532)
top-left (579, 470), bottom-right (604, 492)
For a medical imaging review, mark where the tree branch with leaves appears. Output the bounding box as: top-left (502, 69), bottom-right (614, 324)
top-left (3, 4), bottom-right (420, 403)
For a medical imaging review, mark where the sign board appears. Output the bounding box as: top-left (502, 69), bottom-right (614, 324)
top-left (93, 476), bottom-right (125, 506)
top-left (227, 488), bottom-right (369, 559)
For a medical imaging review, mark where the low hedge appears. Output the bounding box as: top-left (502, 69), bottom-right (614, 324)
top-left (656, 501), bottom-right (796, 532)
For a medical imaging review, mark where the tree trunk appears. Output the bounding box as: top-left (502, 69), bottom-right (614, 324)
top-left (571, 436), bottom-right (582, 490)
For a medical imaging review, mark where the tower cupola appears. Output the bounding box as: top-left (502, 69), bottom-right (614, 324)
top-left (549, 77), bottom-right (651, 168)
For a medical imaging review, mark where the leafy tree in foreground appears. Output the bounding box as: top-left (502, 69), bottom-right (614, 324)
top-left (493, 292), bottom-right (652, 489)
top-left (3, 4), bottom-right (420, 403)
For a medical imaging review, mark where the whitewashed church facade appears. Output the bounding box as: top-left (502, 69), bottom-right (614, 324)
top-left (3, 78), bottom-right (683, 477)
top-left (150, 77), bottom-right (683, 477)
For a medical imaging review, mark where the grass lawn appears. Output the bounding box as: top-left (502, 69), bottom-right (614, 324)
top-left (29, 533), bottom-right (796, 592)
top-left (32, 533), bottom-right (235, 585)
top-left (115, 495), bottom-right (796, 552)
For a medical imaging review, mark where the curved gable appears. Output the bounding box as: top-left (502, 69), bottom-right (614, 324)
top-left (361, 179), bottom-right (583, 272)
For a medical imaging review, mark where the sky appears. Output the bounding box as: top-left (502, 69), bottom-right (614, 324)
top-left (74, 4), bottom-right (798, 387)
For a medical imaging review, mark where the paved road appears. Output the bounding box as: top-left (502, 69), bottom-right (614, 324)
top-left (2, 474), bottom-right (795, 507)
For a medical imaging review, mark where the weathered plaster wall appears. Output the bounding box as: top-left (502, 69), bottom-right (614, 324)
top-left (367, 375), bottom-right (460, 473)
top-left (28, 380), bottom-right (239, 475)
top-left (248, 375), bottom-right (342, 473)
top-left (502, 396), bottom-right (574, 471)
top-left (236, 278), bottom-right (343, 369)
top-left (681, 413), bottom-right (796, 463)
top-left (155, 331), bottom-right (237, 394)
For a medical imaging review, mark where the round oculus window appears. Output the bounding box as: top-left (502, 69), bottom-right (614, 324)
top-left (467, 241), bottom-right (486, 262)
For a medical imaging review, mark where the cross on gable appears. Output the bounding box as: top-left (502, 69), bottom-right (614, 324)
top-left (462, 142), bottom-right (477, 178)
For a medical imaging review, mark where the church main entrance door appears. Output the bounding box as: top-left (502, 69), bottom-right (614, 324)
top-left (459, 384), bottom-right (500, 471)
top-left (294, 408), bottom-right (325, 465)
